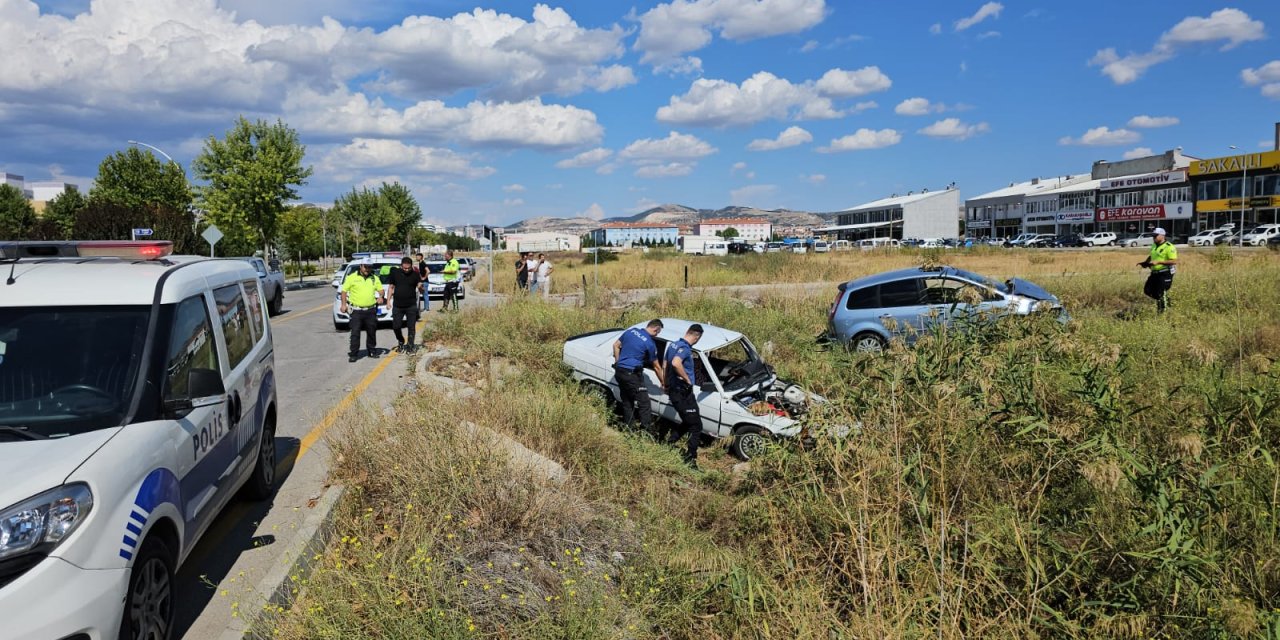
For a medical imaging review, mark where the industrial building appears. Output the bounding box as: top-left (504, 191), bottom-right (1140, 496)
top-left (818, 186), bottom-right (961, 241)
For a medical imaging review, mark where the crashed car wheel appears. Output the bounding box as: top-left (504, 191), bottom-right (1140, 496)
top-left (581, 382), bottom-right (616, 411)
top-left (730, 425), bottom-right (771, 461)
top-left (850, 332), bottom-right (886, 354)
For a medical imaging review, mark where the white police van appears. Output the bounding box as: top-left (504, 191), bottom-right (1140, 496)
top-left (0, 241), bottom-right (278, 640)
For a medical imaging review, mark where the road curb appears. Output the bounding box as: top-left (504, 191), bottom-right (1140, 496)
top-left (217, 484), bottom-right (346, 640)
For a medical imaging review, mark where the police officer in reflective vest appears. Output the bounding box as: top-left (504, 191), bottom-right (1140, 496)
top-left (665, 324), bottom-right (704, 469)
top-left (1139, 227), bottom-right (1178, 314)
top-left (340, 258), bottom-right (385, 362)
top-left (441, 250), bottom-right (461, 312)
top-left (612, 319), bottom-right (665, 433)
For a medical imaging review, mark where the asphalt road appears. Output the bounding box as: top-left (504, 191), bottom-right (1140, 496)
top-left (176, 282), bottom-right (496, 639)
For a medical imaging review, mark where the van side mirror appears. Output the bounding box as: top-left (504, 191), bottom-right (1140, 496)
top-left (189, 368), bottom-right (226, 398)
top-left (162, 368), bottom-right (225, 417)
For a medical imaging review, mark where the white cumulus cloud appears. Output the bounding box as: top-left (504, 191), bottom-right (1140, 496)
top-left (747, 126), bottom-right (813, 151)
top-left (918, 118), bottom-right (990, 140)
top-left (503, 197), bottom-right (524, 206)
top-left (1090, 9), bottom-right (1265, 85)
top-left (1122, 147), bottom-right (1154, 160)
top-left (802, 173), bottom-right (826, 184)
top-left (1058, 127), bottom-right (1141, 146)
top-left (578, 203), bottom-right (607, 220)
top-left (817, 129), bottom-right (902, 152)
top-left (318, 138), bottom-right (496, 181)
top-left (656, 67), bottom-right (890, 127)
top-left (954, 2), bottom-right (1003, 31)
top-left (895, 97), bottom-right (946, 116)
top-left (502, 183), bottom-right (526, 192)
top-left (929, 23), bottom-right (942, 35)
top-left (555, 147), bottom-right (614, 169)
top-left (1128, 115), bottom-right (1180, 128)
top-left (635, 162), bottom-right (696, 179)
top-left (620, 131), bottom-right (718, 163)
top-left (1242, 61), bottom-right (1280, 99)
top-left (633, 0), bottom-right (828, 67)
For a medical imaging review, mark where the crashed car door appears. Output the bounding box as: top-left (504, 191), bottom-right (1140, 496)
top-left (643, 341), bottom-right (673, 421)
top-left (692, 351), bottom-right (725, 437)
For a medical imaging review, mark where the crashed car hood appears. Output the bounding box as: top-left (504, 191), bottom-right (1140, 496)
top-left (1007, 278), bottom-right (1057, 302)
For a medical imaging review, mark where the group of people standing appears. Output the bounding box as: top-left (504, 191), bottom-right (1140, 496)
top-left (338, 251), bottom-right (462, 362)
top-left (515, 252), bottom-right (553, 297)
top-left (611, 319), bottom-right (707, 469)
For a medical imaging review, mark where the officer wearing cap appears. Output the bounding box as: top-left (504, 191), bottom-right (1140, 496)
top-left (612, 319), bottom-right (665, 433)
top-left (1139, 227), bottom-right (1178, 314)
top-left (341, 258), bottom-right (385, 362)
top-left (664, 323), bottom-right (705, 469)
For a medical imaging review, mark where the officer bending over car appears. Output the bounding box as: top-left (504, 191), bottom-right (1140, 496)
top-left (340, 258), bottom-right (385, 362)
top-left (664, 323), bottom-right (704, 469)
top-left (612, 319), bottom-right (665, 434)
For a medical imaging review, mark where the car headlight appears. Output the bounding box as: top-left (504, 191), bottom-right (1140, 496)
top-left (0, 484), bottom-right (93, 561)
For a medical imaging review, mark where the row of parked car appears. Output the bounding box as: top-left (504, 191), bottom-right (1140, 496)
top-left (995, 224), bottom-right (1280, 248)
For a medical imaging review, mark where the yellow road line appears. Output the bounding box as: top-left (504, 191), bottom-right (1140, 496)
top-left (271, 302), bottom-right (333, 324)
top-left (293, 317), bottom-right (426, 460)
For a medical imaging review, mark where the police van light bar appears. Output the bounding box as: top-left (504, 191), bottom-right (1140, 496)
top-left (0, 241), bottom-right (174, 260)
top-left (76, 241), bottom-right (174, 259)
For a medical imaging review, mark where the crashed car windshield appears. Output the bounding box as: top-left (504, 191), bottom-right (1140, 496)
top-left (703, 338), bottom-right (769, 391)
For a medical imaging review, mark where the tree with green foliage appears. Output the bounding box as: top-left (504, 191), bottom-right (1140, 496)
top-left (720, 227), bottom-right (740, 239)
top-left (0, 184), bottom-right (36, 238)
top-left (193, 117), bottom-right (312, 257)
top-left (90, 147), bottom-right (192, 212)
top-left (72, 201), bottom-right (200, 253)
top-left (43, 185), bottom-right (87, 239)
top-left (277, 205), bottom-right (325, 262)
top-left (332, 187), bottom-right (397, 253)
top-left (378, 182), bottom-right (423, 249)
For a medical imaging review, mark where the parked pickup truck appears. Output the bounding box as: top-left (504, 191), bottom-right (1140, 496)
top-left (239, 257), bottom-right (285, 315)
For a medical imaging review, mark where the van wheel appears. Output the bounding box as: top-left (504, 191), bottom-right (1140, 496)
top-left (730, 425), bottom-right (772, 461)
top-left (1108, 240), bottom-right (1116, 246)
top-left (119, 536), bottom-right (175, 640)
top-left (241, 416), bottom-right (277, 501)
top-left (850, 332), bottom-right (886, 353)
top-left (269, 291), bottom-right (284, 316)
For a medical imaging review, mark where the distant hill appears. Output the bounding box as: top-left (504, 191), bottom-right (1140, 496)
top-left (504, 204), bottom-right (835, 235)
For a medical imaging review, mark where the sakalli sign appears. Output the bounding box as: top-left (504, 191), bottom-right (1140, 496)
top-left (1189, 150), bottom-right (1280, 176)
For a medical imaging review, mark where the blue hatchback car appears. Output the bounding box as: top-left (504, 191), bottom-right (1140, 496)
top-left (827, 266), bottom-right (1066, 352)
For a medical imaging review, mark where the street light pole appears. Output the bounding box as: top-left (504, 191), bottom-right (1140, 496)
top-left (127, 140), bottom-right (179, 169)
top-left (1230, 145), bottom-right (1247, 246)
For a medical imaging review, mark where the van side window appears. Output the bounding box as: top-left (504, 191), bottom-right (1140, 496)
top-left (241, 279), bottom-right (266, 340)
top-left (213, 284), bottom-right (255, 370)
top-left (164, 295), bottom-right (221, 400)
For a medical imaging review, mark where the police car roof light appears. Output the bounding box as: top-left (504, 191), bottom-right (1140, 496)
top-left (74, 241), bottom-right (174, 260)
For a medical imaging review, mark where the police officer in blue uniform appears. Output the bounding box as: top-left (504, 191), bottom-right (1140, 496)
top-left (612, 319), bottom-right (665, 433)
top-left (665, 324), bottom-right (705, 469)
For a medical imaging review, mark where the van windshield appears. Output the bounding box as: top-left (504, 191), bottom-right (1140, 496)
top-left (0, 306), bottom-right (149, 439)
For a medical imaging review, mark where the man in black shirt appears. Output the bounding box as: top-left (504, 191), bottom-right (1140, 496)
top-left (386, 257), bottom-right (424, 352)
top-left (414, 253), bottom-right (429, 311)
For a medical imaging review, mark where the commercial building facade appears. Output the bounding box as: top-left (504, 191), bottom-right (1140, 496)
top-left (1189, 149), bottom-right (1280, 232)
top-left (590, 222), bottom-right (680, 247)
top-left (694, 217), bottom-right (772, 242)
top-left (502, 231), bottom-right (582, 253)
top-left (965, 176), bottom-right (1088, 239)
top-left (819, 187), bottom-right (961, 241)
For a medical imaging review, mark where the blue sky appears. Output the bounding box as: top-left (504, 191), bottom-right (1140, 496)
top-left (1, 0), bottom-right (1278, 227)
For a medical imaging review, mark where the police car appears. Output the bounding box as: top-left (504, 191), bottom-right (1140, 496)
top-left (0, 241), bottom-right (278, 640)
top-left (423, 260), bottom-right (467, 300)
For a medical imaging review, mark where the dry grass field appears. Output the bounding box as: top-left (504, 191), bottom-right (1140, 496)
top-left (264, 247), bottom-right (1280, 639)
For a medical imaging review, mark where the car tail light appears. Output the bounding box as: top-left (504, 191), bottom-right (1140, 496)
top-left (827, 289), bottom-right (843, 323)
top-left (72, 241), bottom-right (174, 259)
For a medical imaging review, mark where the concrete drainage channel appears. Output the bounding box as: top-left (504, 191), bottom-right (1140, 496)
top-left (226, 347), bottom-right (567, 639)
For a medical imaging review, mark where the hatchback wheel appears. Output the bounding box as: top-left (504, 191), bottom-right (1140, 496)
top-left (850, 332), bottom-right (886, 353)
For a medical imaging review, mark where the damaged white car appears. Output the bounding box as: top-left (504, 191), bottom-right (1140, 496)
top-left (563, 318), bottom-right (838, 460)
